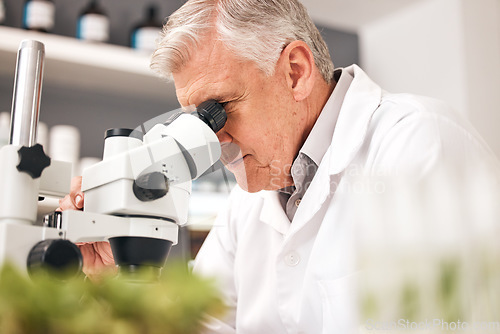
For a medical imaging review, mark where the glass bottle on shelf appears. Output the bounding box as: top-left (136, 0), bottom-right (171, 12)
top-left (76, 0), bottom-right (110, 43)
top-left (130, 5), bottom-right (163, 53)
top-left (0, 112), bottom-right (10, 148)
top-left (22, 0), bottom-right (55, 33)
top-left (0, 0), bottom-right (5, 25)
top-left (49, 125), bottom-right (80, 177)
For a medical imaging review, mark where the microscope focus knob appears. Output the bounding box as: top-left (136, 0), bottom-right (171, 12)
top-left (133, 171), bottom-right (169, 202)
top-left (27, 239), bottom-right (83, 279)
top-left (195, 100), bottom-right (227, 133)
top-left (16, 143), bottom-right (51, 179)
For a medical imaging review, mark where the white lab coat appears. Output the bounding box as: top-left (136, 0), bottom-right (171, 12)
top-left (194, 65), bottom-right (497, 334)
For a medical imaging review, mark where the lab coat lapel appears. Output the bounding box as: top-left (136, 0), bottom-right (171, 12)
top-left (259, 191), bottom-right (291, 235)
top-left (327, 65), bottom-right (382, 175)
top-left (287, 65), bottom-right (383, 237)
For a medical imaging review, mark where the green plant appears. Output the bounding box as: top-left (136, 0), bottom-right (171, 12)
top-left (0, 262), bottom-right (225, 334)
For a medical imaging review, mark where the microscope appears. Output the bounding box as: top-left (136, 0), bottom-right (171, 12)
top-left (0, 40), bottom-right (226, 279)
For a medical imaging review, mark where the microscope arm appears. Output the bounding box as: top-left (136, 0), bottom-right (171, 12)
top-left (80, 113), bottom-right (222, 226)
top-left (59, 210), bottom-right (178, 245)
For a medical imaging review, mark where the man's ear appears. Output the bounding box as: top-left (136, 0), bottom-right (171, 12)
top-left (279, 41), bottom-right (315, 102)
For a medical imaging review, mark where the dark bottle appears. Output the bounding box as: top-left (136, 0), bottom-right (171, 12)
top-left (22, 0), bottom-right (55, 32)
top-left (0, 0), bottom-right (5, 25)
top-left (76, 0), bottom-right (109, 42)
top-left (130, 5), bottom-right (163, 53)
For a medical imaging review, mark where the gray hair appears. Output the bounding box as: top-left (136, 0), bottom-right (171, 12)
top-left (151, 0), bottom-right (334, 83)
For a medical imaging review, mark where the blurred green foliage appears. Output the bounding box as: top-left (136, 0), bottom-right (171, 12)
top-left (399, 281), bottom-right (420, 320)
top-left (438, 259), bottom-right (463, 322)
top-left (0, 262), bottom-right (225, 334)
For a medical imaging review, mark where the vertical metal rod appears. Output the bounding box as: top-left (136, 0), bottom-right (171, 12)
top-left (9, 40), bottom-right (45, 147)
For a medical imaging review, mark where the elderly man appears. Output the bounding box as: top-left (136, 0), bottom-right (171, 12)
top-left (60, 0), bottom-right (498, 332)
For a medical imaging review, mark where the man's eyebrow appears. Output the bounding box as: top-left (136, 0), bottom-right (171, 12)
top-left (185, 95), bottom-right (225, 107)
top-left (209, 95), bottom-right (227, 103)
top-left (191, 92), bottom-right (237, 106)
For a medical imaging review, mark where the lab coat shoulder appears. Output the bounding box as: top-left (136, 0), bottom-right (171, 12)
top-left (357, 92), bottom-right (497, 178)
top-left (194, 185), bottom-right (258, 275)
top-left (193, 185), bottom-right (262, 333)
top-left (195, 185), bottom-right (271, 278)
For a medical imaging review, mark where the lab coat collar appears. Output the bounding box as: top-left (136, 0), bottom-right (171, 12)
top-left (259, 190), bottom-right (291, 235)
top-left (326, 64), bottom-right (382, 175)
top-left (299, 68), bottom-right (352, 166)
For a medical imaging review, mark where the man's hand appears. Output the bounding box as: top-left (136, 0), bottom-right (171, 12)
top-left (57, 176), bottom-right (116, 280)
top-left (78, 241), bottom-right (116, 281)
top-left (58, 176), bottom-right (84, 211)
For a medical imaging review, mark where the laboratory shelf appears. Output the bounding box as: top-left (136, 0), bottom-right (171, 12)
top-left (0, 26), bottom-right (176, 101)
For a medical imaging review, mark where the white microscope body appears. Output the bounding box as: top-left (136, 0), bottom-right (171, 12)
top-left (0, 39), bottom-right (225, 277)
top-left (61, 109), bottom-right (224, 275)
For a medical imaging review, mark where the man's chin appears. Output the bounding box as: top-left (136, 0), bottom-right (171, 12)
top-left (225, 160), bottom-right (280, 193)
top-left (232, 172), bottom-right (263, 193)
top-left (239, 184), bottom-right (262, 193)
top-left (228, 166), bottom-right (287, 193)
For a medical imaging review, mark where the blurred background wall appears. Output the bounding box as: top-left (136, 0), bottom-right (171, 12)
top-left (304, 0), bottom-right (500, 157)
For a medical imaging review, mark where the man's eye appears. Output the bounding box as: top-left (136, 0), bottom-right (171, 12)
top-left (221, 102), bottom-right (232, 113)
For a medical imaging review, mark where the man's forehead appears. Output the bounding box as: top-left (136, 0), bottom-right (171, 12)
top-left (173, 42), bottom-right (239, 107)
top-left (174, 70), bottom-right (231, 107)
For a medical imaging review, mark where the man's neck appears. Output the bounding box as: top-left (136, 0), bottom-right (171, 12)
top-left (299, 79), bottom-right (336, 148)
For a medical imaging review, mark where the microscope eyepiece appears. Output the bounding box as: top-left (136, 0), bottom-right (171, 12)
top-left (194, 100), bottom-right (227, 133)
top-left (105, 128), bottom-right (144, 140)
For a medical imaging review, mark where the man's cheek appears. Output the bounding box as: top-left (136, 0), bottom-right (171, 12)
top-left (220, 142), bottom-right (242, 164)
